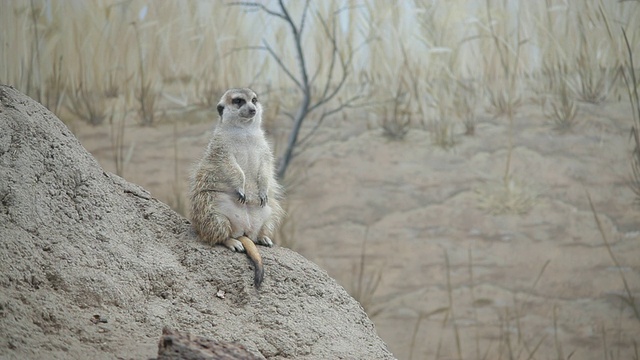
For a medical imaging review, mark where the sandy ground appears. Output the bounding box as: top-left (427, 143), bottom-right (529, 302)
top-left (72, 98), bottom-right (640, 359)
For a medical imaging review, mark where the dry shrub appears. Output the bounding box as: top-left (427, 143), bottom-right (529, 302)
top-left (476, 176), bottom-right (539, 215)
top-left (545, 80), bottom-right (579, 132)
top-left (380, 84), bottom-right (411, 141)
top-left (67, 83), bottom-right (107, 126)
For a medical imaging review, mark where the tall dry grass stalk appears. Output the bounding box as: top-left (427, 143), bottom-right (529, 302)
top-left (275, 200), bottom-right (298, 250)
top-left (349, 226), bottom-right (383, 318)
top-left (3, 1), bottom-right (639, 132)
top-left (108, 100), bottom-right (134, 177)
top-left (379, 81), bottom-right (411, 141)
top-left (443, 250), bottom-right (463, 360)
top-left (67, 82), bottom-right (108, 125)
top-left (409, 251), bottom-right (556, 359)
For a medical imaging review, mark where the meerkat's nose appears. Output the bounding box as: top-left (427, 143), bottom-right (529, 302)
top-left (248, 108), bottom-right (256, 116)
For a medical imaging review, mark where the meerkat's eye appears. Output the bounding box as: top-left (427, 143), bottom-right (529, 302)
top-left (251, 97), bottom-right (258, 104)
top-left (232, 98), bottom-right (245, 106)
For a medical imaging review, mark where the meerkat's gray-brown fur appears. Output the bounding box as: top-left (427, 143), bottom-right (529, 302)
top-left (189, 88), bottom-right (284, 288)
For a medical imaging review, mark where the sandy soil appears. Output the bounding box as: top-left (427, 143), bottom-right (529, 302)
top-left (73, 98), bottom-right (640, 359)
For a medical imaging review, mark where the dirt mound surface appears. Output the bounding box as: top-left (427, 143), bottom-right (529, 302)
top-left (0, 85), bottom-right (394, 360)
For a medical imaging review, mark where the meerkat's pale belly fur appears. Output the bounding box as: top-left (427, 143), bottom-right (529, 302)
top-left (216, 127), bottom-right (272, 237)
top-left (192, 126), bottom-right (281, 243)
top-left (217, 192), bottom-right (273, 238)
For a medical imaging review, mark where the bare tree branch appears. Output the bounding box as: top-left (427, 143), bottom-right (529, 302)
top-left (297, 93), bottom-right (367, 149)
top-left (315, 11), bottom-right (341, 103)
top-left (278, 0), bottom-right (311, 99)
top-left (228, 2), bottom-right (286, 19)
top-left (261, 40), bottom-right (304, 91)
top-left (299, 0), bottom-right (311, 35)
top-left (308, 35), bottom-right (372, 114)
top-left (232, 0), bottom-right (372, 179)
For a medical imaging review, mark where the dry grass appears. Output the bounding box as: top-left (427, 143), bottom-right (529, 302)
top-left (426, 79), bottom-right (458, 149)
top-left (43, 55), bottom-right (66, 114)
top-left (454, 80), bottom-right (479, 136)
top-left (275, 200), bottom-right (298, 251)
top-left (107, 100), bottom-right (134, 177)
top-left (544, 79), bottom-right (580, 133)
top-left (67, 83), bottom-right (108, 126)
top-left (379, 82), bottom-right (411, 141)
top-left (476, 176), bottom-right (539, 215)
top-left (3, 1), bottom-right (637, 137)
top-left (430, 118), bottom-right (457, 150)
top-left (408, 243), bottom-right (638, 360)
top-left (487, 87), bottom-right (523, 120)
top-left (569, 13), bottom-right (616, 104)
top-left (168, 123), bottom-right (186, 216)
top-left (348, 226), bottom-right (383, 318)
top-left (407, 250), bottom-right (556, 360)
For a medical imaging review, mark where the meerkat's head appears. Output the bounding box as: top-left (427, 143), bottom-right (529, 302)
top-left (216, 88), bottom-right (262, 125)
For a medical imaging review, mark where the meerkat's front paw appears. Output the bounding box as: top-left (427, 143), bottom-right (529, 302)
top-left (258, 192), bottom-right (268, 207)
top-left (256, 236), bottom-right (274, 247)
top-left (236, 189), bottom-right (246, 204)
top-left (223, 238), bottom-right (245, 252)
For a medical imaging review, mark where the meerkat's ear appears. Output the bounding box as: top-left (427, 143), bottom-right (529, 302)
top-left (216, 104), bottom-right (224, 117)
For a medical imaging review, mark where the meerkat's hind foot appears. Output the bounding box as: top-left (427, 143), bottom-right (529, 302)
top-left (223, 238), bottom-right (245, 252)
top-left (256, 236), bottom-right (274, 247)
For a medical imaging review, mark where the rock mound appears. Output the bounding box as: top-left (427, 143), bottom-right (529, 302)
top-left (0, 85), bottom-right (394, 360)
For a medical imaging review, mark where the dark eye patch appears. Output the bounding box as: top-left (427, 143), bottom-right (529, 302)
top-left (251, 97), bottom-right (258, 104)
top-left (232, 98), bottom-right (245, 106)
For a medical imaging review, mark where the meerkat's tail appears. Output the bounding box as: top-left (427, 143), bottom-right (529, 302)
top-left (238, 236), bottom-right (264, 289)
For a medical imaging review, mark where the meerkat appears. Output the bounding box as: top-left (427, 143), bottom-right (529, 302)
top-left (189, 88), bottom-right (284, 289)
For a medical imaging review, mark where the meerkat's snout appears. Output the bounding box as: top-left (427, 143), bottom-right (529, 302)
top-left (243, 100), bottom-right (260, 119)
